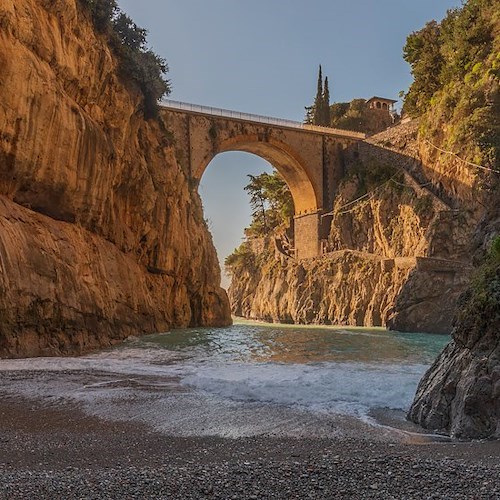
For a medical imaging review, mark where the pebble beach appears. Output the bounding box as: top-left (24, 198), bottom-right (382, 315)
top-left (1, 397), bottom-right (499, 499)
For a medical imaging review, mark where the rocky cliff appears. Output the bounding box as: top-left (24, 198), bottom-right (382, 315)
top-left (0, 0), bottom-right (231, 357)
top-left (228, 121), bottom-right (476, 332)
top-left (405, 0), bottom-right (500, 438)
top-left (408, 199), bottom-right (500, 438)
top-left (230, 246), bottom-right (413, 327)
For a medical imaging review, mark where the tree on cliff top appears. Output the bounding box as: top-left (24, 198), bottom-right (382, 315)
top-left (84, 0), bottom-right (117, 32)
top-left (243, 170), bottom-right (293, 238)
top-left (225, 170), bottom-right (293, 276)
top-left (329, 98), bottom-right (377, 133)
top-left (322, 77), bottom-right (331, 126)
top-left (402, 0), bottom-right (499, 169)
top-left (403, 20), bottom-right (443, 115)
top-left (79, 0), bottom-right (171, 119)
top-left (305, 65), bottom-right (331, 126)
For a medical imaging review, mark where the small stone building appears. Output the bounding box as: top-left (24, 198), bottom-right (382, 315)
top-left (364, 96), bottom-right (398, 133)
top-left (366, 96), bottom-right (397, 112)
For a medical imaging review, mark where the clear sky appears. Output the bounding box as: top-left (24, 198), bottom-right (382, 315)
top-left (118, 0), bottom-right (460, 288)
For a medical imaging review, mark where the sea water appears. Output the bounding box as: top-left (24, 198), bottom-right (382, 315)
top-left (0, 320), bottom-right (449, 439)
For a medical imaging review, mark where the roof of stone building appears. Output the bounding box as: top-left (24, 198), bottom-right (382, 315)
top-left (366, 96), bottom-right (398, 104)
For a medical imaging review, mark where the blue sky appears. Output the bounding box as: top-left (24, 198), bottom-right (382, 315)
top-left (118, 0), bottom-right (460, 288)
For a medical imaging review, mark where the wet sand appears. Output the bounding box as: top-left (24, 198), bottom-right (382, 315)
top-left (0, 395), bottom-right (499, 499)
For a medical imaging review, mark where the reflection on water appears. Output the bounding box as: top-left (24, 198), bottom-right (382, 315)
top-left (137, 319), bottom-right (449, 366)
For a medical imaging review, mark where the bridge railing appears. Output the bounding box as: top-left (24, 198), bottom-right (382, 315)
top-left (160, 100), bottom-right (366, 139)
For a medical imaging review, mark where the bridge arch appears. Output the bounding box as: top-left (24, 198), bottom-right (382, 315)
top-left (160, 102), bottom-right (365, 258)
top-left (193, 134), bottom-right (320, 215)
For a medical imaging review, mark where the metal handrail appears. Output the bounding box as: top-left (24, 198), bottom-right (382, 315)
top-left (160, 99), bottom-right (366, 140)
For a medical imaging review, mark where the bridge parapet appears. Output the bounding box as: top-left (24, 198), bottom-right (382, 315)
top-left (161, 100), bottom-right (366, 140)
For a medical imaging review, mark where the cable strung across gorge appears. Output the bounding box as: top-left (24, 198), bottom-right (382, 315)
top-left (322, 171), bottom-right (403, 217)
top-left (423, 138), bottom-right (498, 174)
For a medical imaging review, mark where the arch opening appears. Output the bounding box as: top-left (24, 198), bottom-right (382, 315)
top-left (199, 151), bottom-right (290, 289)
top-left (195, 135), bottom-right (321, 216)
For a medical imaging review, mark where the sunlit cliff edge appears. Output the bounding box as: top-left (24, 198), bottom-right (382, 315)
top-left (0, 0), bottom-right (231, 358)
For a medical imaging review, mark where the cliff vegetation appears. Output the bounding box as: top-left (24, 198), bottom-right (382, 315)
top-left (78, 0), bottom-right (171, 118)
top-left (304, 66), bottom-right (396, 134)
top-left (403, 0), bottom-right (499, 171)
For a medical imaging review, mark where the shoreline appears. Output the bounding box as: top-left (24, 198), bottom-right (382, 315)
top-left (0, 325), bottom-right (497, 498)
top-left (1, 395), bottom-right (499, 499)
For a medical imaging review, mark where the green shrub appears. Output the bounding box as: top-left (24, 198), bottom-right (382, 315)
top-left (243, 170), bottom-right (294, 237)
top-left (462, 243), bottom-right (500, 335)
top-left (467, 235), bottom-right (500, 313)
top-left (82, 0), bottom-right (117, 32)
top-left (490, 235), bottom-right (500, 262)
top-left (225, 243), bottom-right (255, 274)
top-left (402, 0), bottom-right (499, 169)
top-left (79, 0), bottom-right (171, 119)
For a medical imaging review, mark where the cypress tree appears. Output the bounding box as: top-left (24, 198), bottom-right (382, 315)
top-left (317, 65), bottom-right (323, 99)
top-left (312, 65), bottom-right (324, 126)
top-left (322, 76), bottom-right (331, 126)
top-left (304, 65), bottom-right (332, 127)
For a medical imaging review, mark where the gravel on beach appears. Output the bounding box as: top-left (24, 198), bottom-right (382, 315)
top-left (1, 453), bottom-right (500, 500)
top-left (0, 398), bottom-right (499, 499)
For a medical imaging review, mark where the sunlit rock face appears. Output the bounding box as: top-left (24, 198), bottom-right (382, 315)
top-left (0, 0), bottom-right (230, 358)
top-left (228, 122), bottom-right (477, 333)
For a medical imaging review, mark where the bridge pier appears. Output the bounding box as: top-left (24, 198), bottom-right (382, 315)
top-left (294, 211), bottom-right (324, 259)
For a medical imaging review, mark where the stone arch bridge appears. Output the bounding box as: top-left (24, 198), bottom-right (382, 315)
top-left (160, 101), bottom-right (365, 259)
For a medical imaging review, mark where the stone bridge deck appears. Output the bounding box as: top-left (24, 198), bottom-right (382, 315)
top-left (160, 100), bottom-right (366, 140)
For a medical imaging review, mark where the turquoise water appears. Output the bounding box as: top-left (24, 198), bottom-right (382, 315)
top-left (130, 321), bottom-right (449, 417)
top-left (138, 319), bottom-right (448, 365)
top-left (0, 320), bottom-right (450, 437)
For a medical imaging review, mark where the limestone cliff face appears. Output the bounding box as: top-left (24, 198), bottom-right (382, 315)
top-left (0, 0), bottom-right (231, 357)
top-left (230, 245), bottom-right (413, 327)
top-left (408, 199), bottom-right (500, 438)
top-left (229, 121), bottom-right (475, 332)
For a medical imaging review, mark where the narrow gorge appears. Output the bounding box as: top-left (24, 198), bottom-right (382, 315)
top-left (0, 0), bottom-right (498, 443)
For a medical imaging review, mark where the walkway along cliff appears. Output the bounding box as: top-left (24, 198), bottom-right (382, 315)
top-left (0, 0), bottom-right (231, 358)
